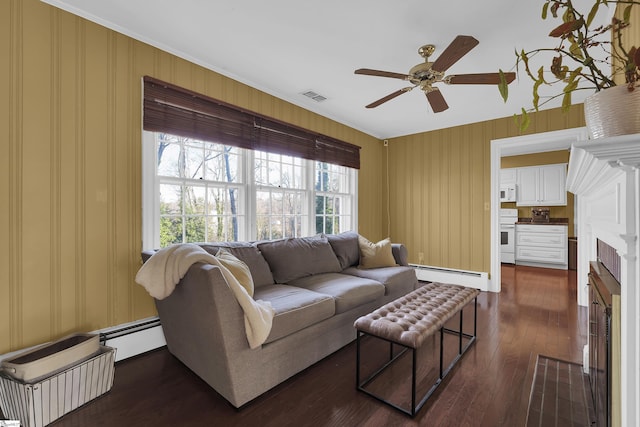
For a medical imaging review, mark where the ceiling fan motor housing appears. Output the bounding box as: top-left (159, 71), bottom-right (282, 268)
top-left (408, 62), bottom-right (444, 88)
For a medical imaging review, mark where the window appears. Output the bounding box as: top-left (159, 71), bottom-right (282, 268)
top-left (315, 162), bottom-right (353, 235)
top-left (142, 132), bottom-right (357, 249)
top-left (255, 152), bottom-right (306, 240)
top-left (141, 77), bottom-right (359, 249)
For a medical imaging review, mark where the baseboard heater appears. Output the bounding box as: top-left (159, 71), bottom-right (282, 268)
top-left (0, 317), bottom-right (167, 366)
top-left (410, 264), bottom-right (489, 291)
top-left (95, 316), bottom-right (166, 362)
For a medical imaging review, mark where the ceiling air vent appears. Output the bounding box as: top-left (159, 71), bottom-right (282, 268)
top-left (301, 90), bottom-right (327, 103)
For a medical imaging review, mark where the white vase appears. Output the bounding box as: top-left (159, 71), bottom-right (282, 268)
top-left (583, 84), bottom-right (640, 139)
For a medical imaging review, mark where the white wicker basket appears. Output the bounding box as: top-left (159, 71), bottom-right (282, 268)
top-left (0, 346), bottom-right (115, 427)
top-left (0, 334), bottom-right (100, 383)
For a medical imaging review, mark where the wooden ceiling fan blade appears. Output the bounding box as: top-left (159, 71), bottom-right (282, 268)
top-left (425, 89), bottom-right (448, 113)
top-left (431, 35), bottom-right (479, 73)
top-left (355, 68), bottom-right (410, 80)
top-left (365, 87), bottom-right (413, 108)
top-left (447, 72), bottom-right (516, 85)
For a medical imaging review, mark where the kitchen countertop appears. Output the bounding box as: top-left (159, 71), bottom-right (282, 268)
top-left (516, 218), bottom-right (569, 225)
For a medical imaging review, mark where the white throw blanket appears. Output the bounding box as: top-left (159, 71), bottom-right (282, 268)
top-left (135, 243), bottom-right (274, 349)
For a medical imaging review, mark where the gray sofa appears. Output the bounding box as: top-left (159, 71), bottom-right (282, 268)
top-left (142, 231), bottom-right (418, 408)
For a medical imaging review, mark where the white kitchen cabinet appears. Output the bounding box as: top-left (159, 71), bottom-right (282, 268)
top-left (500, 168), bottom-right (517, 186)
top-left (516, 163), bottom-right (567, 206)
top-left (515, 224), bottom-right (568, 269)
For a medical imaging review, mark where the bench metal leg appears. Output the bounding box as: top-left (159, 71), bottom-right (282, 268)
top-left (442, 296), bottom-right (478, 378)
top-left (439, 327), bottom-right (444, 378)
top-left (356, 295), bottom-right (479, 417)
top-left (459, 309), bottom-right (463, 354)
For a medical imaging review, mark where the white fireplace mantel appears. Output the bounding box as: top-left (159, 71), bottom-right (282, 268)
top-left (566, 134), bottom-right (640, 427)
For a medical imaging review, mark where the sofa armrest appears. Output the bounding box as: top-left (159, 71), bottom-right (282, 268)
top-left (391, 243), bottom-right (409, 266)
top-left (154, 262), bottom-right (252, 405)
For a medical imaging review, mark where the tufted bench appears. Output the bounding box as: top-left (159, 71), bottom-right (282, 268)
top-left (354, 282), bottom-right (480, 416)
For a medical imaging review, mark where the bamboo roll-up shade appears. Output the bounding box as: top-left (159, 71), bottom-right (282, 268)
top-left (143, 76), bottom-right (360, 169)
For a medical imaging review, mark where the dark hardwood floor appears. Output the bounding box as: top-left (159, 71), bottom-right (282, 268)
top-left (48, 265), bottom-right (586, 427)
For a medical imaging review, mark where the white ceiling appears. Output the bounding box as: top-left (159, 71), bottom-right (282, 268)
top-left (42, 0), bottom-right (612, 139)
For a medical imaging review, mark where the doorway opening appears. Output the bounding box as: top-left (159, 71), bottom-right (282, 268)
top-left (489, 127), bottom-right (588, 300)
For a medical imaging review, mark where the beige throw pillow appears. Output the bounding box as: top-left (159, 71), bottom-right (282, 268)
top-left (216, 248), bottom-right (255, 297)
top-left (358, 235), bottom-right (397, 269)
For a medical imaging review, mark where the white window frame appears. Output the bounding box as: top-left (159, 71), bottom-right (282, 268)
top-left (142, 131), bottom-right (358, 250)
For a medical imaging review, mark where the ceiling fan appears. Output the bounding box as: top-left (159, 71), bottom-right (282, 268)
top-left (354, 35), bottom-right (516, 113)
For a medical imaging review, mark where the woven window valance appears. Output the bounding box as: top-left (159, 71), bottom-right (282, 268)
top-left (143, 76), bottom-right (360, 169)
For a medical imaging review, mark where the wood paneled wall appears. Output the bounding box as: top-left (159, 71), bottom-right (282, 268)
top-left (5, 0), bottom-right (629, 355)
top-left (0, 0), bottom-right (381, 354)
top-left (386, 107), bottom-right (584, 274)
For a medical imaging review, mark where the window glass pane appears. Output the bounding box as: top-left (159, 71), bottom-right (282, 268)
top-left (256, 190), bottom-right (270, 212)
top-left (270, 192), bottom-right (283, 216)
top-left (269, 218), bottom-right (283, 239)
top-left (254, 153), bottom-right (267, 186)
top-left (206, 187), bottom-right (242, 241)
top-left (204, 143), bottom-right (241, 183)
top-left (283, 215), bottom-right (301, 237)
top-left (207, 216), bottom-right (225, 242)
top-left (281, 163), bottom-right (294, 188)
top-left (268, 152), bottom-right (281, 162)
top-left (183, 141), bottom-right (205, 179)
top-left (185, 216), bottom-right (206, 243)
top-left (160, 217), bottom-right (183, 247)
top-left (256, 215), bottom-right (270, 240)
top-left (185, 186), bottom-right (206, 215)
top-left (157, 142), bottom-right (182, 178)
top-left (160, 184), bottom-right (182, 215)
top-left (284, 192), bottom-right (302, 217)
top-left (268, 162), bottom-right (281, 187)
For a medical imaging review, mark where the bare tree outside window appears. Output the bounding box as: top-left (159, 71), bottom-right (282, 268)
top-left (254, 151), bottom-right (305, 240)
top-left (147, 132), bottom-right (354, 248)
top-left (156, 134), bottom-right (242, 246)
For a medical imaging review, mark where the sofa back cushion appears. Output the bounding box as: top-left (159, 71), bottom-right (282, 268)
top-left (257, 236), bottom-right (342, 283)
top-left (325, 231), bottom-right (360, 270)
top-left (200, 243), bottom-right (275, 287)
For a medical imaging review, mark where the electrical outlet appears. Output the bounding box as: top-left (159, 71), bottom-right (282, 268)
top-left (418, 252), bottom-right (424, 264)
top-left (484, 202), bottom-right (490, 211)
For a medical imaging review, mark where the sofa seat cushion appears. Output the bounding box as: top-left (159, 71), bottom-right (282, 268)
top-left (343, 265), bottom-right (417, 297)
top-left (254, 284), bottom-right (335, 344)
top-left (289, 273), bottom-right (385, 314)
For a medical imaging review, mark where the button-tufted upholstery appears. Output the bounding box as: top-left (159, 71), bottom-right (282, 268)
top-left (354, 282), bottom-right (480, 348)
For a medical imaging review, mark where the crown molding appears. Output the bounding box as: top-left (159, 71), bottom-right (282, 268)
top-left (567, 133), bottom-right (640, 195)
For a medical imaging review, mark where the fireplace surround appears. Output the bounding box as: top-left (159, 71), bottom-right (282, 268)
top-left (588, 257), bottom-right (621, 427)
top-left (566, 134), bottom-right (640, 427)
